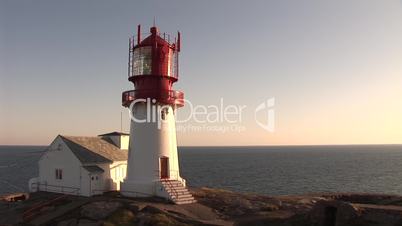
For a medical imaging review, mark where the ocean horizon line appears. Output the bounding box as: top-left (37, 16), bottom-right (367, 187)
top-left (1, 143), bottom-right (402, 148)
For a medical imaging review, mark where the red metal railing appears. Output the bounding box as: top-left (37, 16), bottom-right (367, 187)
top-left (23, 183), bottom-right (80, 221)
top-left (23, 194), bottom-right (68, 221)
top-left (122, 89), bottom-right (184, 107)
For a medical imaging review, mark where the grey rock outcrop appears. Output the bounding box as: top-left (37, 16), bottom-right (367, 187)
top-left (80, 201), bottom-right (122, 220)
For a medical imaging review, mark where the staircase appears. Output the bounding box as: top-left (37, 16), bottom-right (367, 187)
top-left (161, 180), bottom-right (196, 205)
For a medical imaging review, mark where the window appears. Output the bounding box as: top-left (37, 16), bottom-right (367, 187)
top-left (55, 169), bottom-right (63, 180)
top-left (133, 47), bottom-right (152, 75)
top-left (161, 110), bottom-right (166, 120)
top-left (161, 108), bottom-right (169, 120)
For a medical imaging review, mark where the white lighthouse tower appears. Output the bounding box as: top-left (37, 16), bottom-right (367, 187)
top-left (121, 25), bottom-right (195, 204)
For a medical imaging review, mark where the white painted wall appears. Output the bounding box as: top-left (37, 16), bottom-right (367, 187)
top-left (120, 135), bottom-right (130, 150)
top-left (109, 161), bottom-right (127, 190)
top-left (37, 136), bottom-right (85, 195)
top-left (92, 161), bottom-right (127, 191)
top-left (80, 167), bottom-right (91, 197)
top-left (121, 103), bottom-right (183, 197)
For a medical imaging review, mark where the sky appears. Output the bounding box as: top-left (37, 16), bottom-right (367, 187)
top-left (1, 0), bottom-right (402, 146)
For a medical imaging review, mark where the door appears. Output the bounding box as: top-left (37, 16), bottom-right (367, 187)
top-left (90, 174), bottom-right (102, 195)
top-left (160, 157), bottom-right (169, 179)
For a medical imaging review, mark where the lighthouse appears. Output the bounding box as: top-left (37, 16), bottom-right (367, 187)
top-left (121, 25), bottom-right (195, 204)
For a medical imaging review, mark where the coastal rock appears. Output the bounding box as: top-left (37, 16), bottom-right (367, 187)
top-left (193, 187), bottom-right (281, 217)
top-left (80, 201), bottom-right (122, 220)
top-left (136, 213), bottom-right (189, 226)
top-left (77, 219), bottom-right (101, 226)
top-left (308, 200), bottom-right (361, 226)
top-left (57, 218), bottom-right (78, 226)
top-left (5, 188), bottom-right (402, 226)
top-left (103, 208), bottom-right (135, 226)
top-left (141, 205), bottom-right (166, 214)
top-left (40, 205), bottom-right (56, 213)
top-left (127, 203), bottom-right (141, 213)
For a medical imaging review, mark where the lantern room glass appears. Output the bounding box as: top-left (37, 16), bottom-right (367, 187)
top-left (133, 46), bottom-right (152, 76)
top-left (167, 49), bottom-right (178, 78)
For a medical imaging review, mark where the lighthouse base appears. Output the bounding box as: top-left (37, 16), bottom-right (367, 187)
top-left (120, 179), bottom-right (196, 204)
top-left (120, 180), bottom-right (170, 199)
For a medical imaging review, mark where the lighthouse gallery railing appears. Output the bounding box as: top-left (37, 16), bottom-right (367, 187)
top-left (122, 89), bottom-right (184, 107)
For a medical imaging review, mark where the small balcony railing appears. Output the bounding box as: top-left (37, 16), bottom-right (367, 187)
top-left (122, 89), bottom-right (184, 107)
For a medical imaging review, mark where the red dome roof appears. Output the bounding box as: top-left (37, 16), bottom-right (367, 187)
top-left (136, 27), bottom-right (174, 49)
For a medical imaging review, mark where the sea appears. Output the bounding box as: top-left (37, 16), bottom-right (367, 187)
top-left (1, 145), bottom-right (402, 196)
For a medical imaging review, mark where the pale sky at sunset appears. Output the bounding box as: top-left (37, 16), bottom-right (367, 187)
top-left (1, 0), bottom-right (401, 146)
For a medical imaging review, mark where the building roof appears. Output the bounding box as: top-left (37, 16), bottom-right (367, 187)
top-left (83, 165), bottom-right (105, 174)
top-left (60, 136), bottom-right (128, 164)
top-left (98, 131), bottom-right (130, 136)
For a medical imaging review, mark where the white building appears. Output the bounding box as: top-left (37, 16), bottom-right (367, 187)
top-left (29, 132), bottom-right (129, 197)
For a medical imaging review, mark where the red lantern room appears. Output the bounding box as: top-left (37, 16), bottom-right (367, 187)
top-left (122, 25), bottom-right (184, 107)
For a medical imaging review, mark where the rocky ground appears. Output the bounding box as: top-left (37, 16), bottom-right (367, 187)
top-left (2, 188), bottom-right (402, 226)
